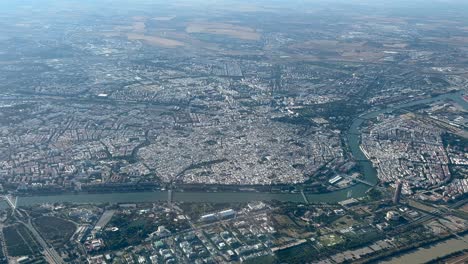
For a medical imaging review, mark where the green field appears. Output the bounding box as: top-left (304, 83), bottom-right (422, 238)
top-left (319, 234), bottom-right (345, 247)
top-left (102, 213), bottom-right (159, 250)
top-left (331, 215), bottom-right (357, 230)
top-left (275, 242), bottom-right (318, 264)
top-left (34, 216), bottom-right (76, 246)
top-left (3, 224), bottom-right (42, 256)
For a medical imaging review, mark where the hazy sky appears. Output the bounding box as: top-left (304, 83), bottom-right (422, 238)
top-left (1, 0), bottom-right (468, 16)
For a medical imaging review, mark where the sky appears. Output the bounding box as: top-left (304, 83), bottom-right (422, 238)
top-left (1, 0), bottom-right (468, 16)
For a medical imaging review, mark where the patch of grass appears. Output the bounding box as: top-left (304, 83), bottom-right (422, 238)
top-left (99, 211), bottom-right (190, 251)
top-left (243, 254), bottom-right (276, 264)
top-left (3, 224), bottom-right (41, 256)
top-left (319, 234), bottom-right (345, 247)
top-left (34, 216), bottom-right (76, 247)
top-left (331, 215), bottom-right (356, 230)
top-left (275, 242), bottom-right (317, 264)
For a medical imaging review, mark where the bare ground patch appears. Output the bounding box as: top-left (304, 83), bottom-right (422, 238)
top-left (186, 22), bottom-right (261, 41)
top-left (127, 33), bottom-right (184, 48)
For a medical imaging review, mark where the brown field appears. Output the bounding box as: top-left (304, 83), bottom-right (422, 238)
top-left (132, 21), bottom-right (146, 33)
top-left (450, 37), bottom-right (468, 43)
top-left (383, 43), bottom-right (408, 49)
top-left (104, 17), bottom-right (185, 48)
top-left (287, 40), bottom-right (386, 62)
top-left (357, 15), bottom-right (408, 24)
top-left (424, 36), bottom-right (468, 47)
top-left (288, 39), bottom-right (364, 50)
top-left (152, 16), bottom-right (176, 21)
top-left (341, 51), bottom-right (385, 62)
top-left (127, 33), bottom-right (184, 48)
top-left (408, 200), bottom-right (436, 213)
top-left (186, 22), bottom-right (261, 41)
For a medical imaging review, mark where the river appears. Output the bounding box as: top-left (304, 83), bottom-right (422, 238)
top-left (13, 91), bottom-right (467, 206)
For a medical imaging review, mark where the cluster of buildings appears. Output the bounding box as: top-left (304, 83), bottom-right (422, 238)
top-left (139, 119), bottom-right (342, 185)
top-left (443, 179), bottom-right (468, 200)
top-left (79, 201), bottom-right (278, 263)
top-left (361, 116), bottom-right (453, 196)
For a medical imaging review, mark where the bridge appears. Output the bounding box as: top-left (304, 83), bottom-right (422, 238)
top-left (2, 195), bottom-right (17, 211)
top-left (353, 178), bottom-right (377, 187)
top-left (300, 190), bottom-right (310, 204)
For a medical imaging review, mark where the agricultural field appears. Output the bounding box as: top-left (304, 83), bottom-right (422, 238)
top-left (126, 33), bottom-right (185, 48)
top-left (33, 216), bottom-right (76, 247)
top-left (186, 22), bottom-right (261, 41)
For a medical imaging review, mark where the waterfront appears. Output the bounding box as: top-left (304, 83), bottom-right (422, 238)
top-left (13, 91), bottom-right (467, 206)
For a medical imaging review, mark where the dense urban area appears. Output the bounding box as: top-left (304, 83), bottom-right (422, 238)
top-left (0, 0), bottom-right (467, 263)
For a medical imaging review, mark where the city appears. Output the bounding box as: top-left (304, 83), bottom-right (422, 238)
top-left (0, 0), bottom-right (467, 263)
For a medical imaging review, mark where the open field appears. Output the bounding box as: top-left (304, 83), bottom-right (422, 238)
top-left (186, 22), bottom-right (261, 41)
top-left (319, 234), bottom-right (345, 247)
top-left (127, 33), bottom-right (185, 48)
top-left (132, 21), bottom-right (146, 33)
top-left (274, 242), bottom-right (317, 263)
top-left (272, 214), bottom-right (313, 239)
top-left (106, 19), bottom-right (185, 48)
top-left (152, 16), bottom-right (176, 21)
top-left (331, 215), bottom-right (357, 230)
top-left (287, 40), bottom-right (386, 62)
top-left (408, 200), bottom-right (436, 213)
top-left (3, 224), bottom-right (42, 256)
top-left (34, 216), bottom-right (76, 246)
